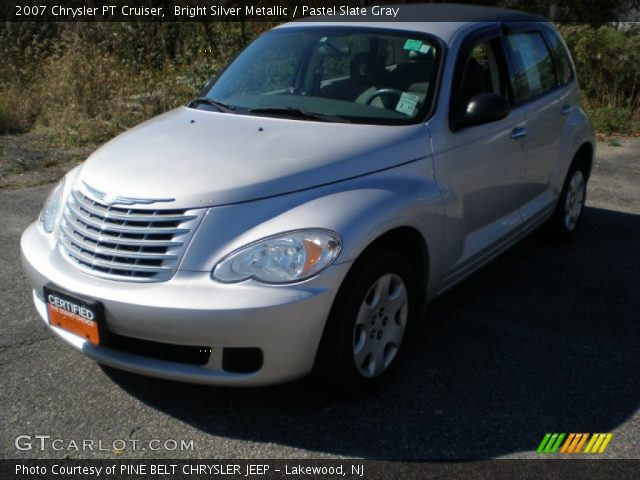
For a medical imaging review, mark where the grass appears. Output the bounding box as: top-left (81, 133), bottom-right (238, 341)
top-left (0, 128), bottom-right (97, 189)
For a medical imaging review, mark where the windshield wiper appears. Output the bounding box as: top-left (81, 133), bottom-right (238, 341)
top-left (248, 107), bottom-right (349, 123)
top-left (188, 97), bottom-right (235, 113)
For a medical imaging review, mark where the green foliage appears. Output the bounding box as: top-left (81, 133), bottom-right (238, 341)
top-left (0, 22), bottom-right (273, 142)
top-left (1, 21), bottom-right (639, 142)
top-left (586, 106), bottom-right (634, 135)
top-left (558, 24), bottom-right (640, 134)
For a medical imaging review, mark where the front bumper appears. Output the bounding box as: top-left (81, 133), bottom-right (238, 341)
top-left (20, 222), bottom-right (350, 386)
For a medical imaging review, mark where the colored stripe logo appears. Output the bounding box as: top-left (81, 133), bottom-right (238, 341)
top-left (537, 433), bottom-right (613, 454)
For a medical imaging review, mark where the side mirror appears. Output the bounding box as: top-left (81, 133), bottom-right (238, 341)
top-left (452, 93), bottom-right (511, 130)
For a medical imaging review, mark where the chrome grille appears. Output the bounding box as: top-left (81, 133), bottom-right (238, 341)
top-left (58, 189), bottom-right (204, 282)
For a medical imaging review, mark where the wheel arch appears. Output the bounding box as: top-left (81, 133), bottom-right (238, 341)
top-left (574, 141), bottom-right (594, 181)
top-left (339, 225), bottom-right (430, 318)
top-left (312, 225), bottom-right (431, 386)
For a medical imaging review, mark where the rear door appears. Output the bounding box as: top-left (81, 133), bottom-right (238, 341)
top-left (502, 24), bottom-right (578, 225)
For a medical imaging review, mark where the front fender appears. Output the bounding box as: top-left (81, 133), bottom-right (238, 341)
top-left (180, 159), bottom-right (445, 296)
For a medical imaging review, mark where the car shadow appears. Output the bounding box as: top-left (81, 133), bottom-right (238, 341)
top-left (102, 206), bottom-right (640, 459)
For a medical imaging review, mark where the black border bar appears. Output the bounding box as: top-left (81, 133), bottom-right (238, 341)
top-left (3, 459), bottom-right (640, 480)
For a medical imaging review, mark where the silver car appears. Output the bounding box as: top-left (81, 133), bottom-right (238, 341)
top-left (20, 6), bottom-right (594, 393)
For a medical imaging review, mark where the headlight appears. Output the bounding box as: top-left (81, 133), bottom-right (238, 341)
top-left (213, 229), bottom-right (342, 284)
top-left (39, 177), bottom-right (65, 233)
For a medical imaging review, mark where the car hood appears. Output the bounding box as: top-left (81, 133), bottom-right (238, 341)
top-left (78, 107), bottom-right (430, 209)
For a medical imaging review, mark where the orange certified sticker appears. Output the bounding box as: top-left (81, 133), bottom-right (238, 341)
top-left (47, 299), bottom-right (100, 345)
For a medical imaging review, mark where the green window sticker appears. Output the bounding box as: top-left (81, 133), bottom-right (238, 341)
top-left (403, 39), bottom-right (423, 51)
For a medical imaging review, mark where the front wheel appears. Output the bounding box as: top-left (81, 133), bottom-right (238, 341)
top-left (314, 249), bottom-right (416, 394)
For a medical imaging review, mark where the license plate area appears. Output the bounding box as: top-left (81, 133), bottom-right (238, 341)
top-left (43, 285), bottom-right (106, 346)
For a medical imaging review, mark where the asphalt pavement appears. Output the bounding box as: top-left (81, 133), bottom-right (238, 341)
top-left (1, 138), bottom-right (639, 461)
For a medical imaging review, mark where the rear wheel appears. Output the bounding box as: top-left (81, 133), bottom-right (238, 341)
top-left (544, 157), bottom-right (588, 241)
top-left (315, 248), bottom-right (416, 394)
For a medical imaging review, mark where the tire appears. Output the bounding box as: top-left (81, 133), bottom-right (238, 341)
top-left (314, 248), bottom-right (417, 395)
top-left (544, 157), bottom-right (588, 242)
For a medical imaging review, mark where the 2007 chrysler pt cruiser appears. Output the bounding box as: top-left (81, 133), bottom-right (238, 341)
top-left (21, 5), bottom-right (594, 392)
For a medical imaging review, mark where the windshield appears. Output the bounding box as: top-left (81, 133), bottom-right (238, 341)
top-left (198, 27), bottom-right (441, 125)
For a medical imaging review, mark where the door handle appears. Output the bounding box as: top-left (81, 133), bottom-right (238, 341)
top-left (561, 105), bottom-right (575, 115)
top-left (509, 126), bottom-right (527, 139)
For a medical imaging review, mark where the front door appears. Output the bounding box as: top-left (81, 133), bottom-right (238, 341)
top-left (433, 34), bottom-right (527, 287)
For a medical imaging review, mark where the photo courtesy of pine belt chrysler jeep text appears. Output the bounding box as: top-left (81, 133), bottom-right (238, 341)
top-left (20, 5), bottom-right (595, 393)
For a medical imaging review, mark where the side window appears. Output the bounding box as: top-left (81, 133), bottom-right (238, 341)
top-left (545, 30), bottom-right (573, 86)
top-left (455, 41), bottom-right (504, 112)
top-left (505, 32), bottom-right (557, 104)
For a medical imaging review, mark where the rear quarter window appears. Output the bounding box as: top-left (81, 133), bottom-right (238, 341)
top-left (545, 30), bottom-right (573, 86)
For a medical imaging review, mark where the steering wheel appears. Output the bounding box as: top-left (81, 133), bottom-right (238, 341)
top-left (364, 88), bottom-right (404, 107)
